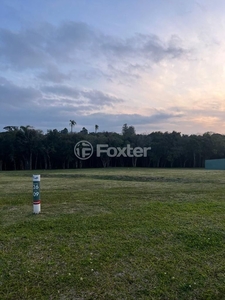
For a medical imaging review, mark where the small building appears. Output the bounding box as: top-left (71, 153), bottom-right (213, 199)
top-left (205, 158), bottom-right (225, 170)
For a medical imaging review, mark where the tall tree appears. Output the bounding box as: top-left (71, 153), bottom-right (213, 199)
top-left (95, 124), bottom-right (99, 133)
top-left (80, 127), bottom-right (88, 135)
top-left (3, 126), bottom-right (18, 132)
top-left (69, 120), bottom-right (76, 133)
top-left (16, 125), bottom-right (39, 170)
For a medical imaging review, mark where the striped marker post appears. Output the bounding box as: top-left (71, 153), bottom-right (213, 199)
top-left (33, 175), bottom-right (41, 214)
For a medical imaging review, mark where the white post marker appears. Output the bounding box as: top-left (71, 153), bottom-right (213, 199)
top-left (33, 175), bottom-right (41, 214)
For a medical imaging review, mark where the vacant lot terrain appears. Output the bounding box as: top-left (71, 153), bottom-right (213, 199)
top-left (0, 168), bottom-right (225, 299)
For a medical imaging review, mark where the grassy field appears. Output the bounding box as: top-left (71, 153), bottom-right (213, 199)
top-left (0, 168), bottom-right (225, 300)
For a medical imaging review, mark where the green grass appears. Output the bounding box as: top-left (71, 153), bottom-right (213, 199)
top-left (0, 168), bottom-right (225, 299)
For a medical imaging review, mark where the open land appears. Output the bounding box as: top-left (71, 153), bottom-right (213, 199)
top-left (0, 168), bottom-right (225, 299)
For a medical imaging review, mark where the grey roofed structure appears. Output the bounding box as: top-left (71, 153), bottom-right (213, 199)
top-left (205, 158), bottom-right (225, 170)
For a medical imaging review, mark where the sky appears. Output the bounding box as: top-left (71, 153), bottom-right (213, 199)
top-left (1, 0), bottom-right (225, 135)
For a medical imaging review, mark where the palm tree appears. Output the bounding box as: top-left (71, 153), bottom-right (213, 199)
top-left (95, 124), bottom-right (99, 133)
top-left (69, 120), bottom-right (76, 133)
top-left (3, 126), bottom-right (18, 131)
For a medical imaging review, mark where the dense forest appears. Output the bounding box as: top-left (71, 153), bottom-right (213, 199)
top-left (0, 123), bottom-right (225, 170)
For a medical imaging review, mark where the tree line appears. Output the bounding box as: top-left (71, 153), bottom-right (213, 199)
top-left (0, 123), bottom-right (225, 170)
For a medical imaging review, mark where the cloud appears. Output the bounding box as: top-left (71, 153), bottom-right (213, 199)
top-left (78, 110), bottom-right (183, 129)
top-left (0, 75), bottom-right (182, 133)
top-left (0, 74), bottom-right (124, 119)
top-left (52, 21), bottom-right (96, 47)
top-left (1, 93), bottom-right (224, 134)
top-left (42, 85), bottom-right (80, 98)
top-left (81, 90), bottom-right (124, 106)
top-left (0, 21), bottom-right (187, 73)
top-left (101, 33), bottom-right (187, 63)
top-left (0, 76), bottom-right (41, 107)
top-left (38, 65), bottom-right (71, 83)
top-left (42, 84), bottom-right (124, 107)
top-left (0, 27), bottom-right (49, 69)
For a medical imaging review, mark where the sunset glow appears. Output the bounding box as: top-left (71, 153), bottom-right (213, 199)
top-left (1, 0), bottom-right (225, 134)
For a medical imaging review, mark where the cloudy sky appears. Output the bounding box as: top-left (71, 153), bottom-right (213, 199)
top-left (1, 0), bottom-right (225, 134)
